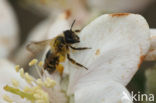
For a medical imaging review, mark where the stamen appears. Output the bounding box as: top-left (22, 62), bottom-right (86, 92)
top-left (38, 61), bottom-right (45, 75)
top-left (35, 65), bottom-right (43, 79)
top-left (36, 79), bottom-right (44, 87)
top-left (23, 86), bottom-right (33, 93)
top-left (15, 65), bottom-right (20, 72)
top-left (29, 59), bottom-right (43, 79)
top-left (29, 59), bottom-right (38, 66)
top-left (44, 77), bottom-right (56, 88)
top-left (11, 79), bottom-right (19, 87)
top-left (24, 73), bottom-right (34, 84)
top-left (36, 100), bottom-right (46, 103)
top-left (4, 85), bottom-right (50, 103)
top-left (18, 68), bottom-right (37, 86)
top-left (3, 60), bottom-right (57, 103)
top-left (38, 61), bottom-right (43, 68)
top-left (33, 88), bottom-right (49, 103)
top-left (19, 68), bottom-right (24, 78)
top-left (4, 85), bottom-right (35, 102)
top-left (3, 95), bottom-right (13, 103)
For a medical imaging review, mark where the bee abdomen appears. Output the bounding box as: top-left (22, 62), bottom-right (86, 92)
top-left (44, 50), bottom-right (60, 74)
top-left (44, 64), bottom-right (56, 74)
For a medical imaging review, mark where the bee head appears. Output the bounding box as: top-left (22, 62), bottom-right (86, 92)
top-left (64, 20), bottom-right (80, 44)
top-left (64, 30), bottom-right (80, 44)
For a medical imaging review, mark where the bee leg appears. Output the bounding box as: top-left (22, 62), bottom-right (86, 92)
top-left (74, 29), bottom-right (81, 33)
top-left (70, 46), bottom-right (91, 50)
top-left (56, 64), bottom-right (64, 76)
top-left (67, 54), bottom-right (88, 70)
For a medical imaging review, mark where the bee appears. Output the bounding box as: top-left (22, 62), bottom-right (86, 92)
top-left (27, 20), bottom-right (90, 75)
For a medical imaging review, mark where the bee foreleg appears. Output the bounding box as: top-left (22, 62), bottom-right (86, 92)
top-left (70, 46), bottom-right (91, 50)
top-left (67, 54), bottom-right (88, 70)
top-left (74, 29), bottom-right (81, 33)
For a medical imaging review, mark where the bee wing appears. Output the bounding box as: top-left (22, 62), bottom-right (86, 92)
top-left (26, 39), bottom-right (53, 54)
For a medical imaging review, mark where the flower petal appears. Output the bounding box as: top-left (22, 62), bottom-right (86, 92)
top-left (0, 59), bottom-right (29, 103)
top-left (145, 29), bottom-right (156, 61)
top-left (75, 81), bottom-right (132, 103)
top-left (68, 13), bottom-right (150, 94)
top-left (0, 0), bottom-right (19, 58)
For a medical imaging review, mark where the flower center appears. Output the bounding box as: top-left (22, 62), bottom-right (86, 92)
top-left (3, 59), bottom-right (56, 103)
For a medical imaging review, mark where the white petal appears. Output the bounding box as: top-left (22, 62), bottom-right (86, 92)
top-left (145, 29), bottom-right (156, 61)
top-left (0, 59), bottom-right (29, 103)
top-left (0, 0), bottom-right (19, 58)
top-left (68, 13), bottom-right (150, 94)
top-left (75, 81), bottom-right (132, 103)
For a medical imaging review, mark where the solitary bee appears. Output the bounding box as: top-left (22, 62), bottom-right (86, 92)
top-left (27, 20), bottom-right (90, 75)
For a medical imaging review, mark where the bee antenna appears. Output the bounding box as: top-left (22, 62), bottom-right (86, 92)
top-left (70, 20), bottom-right (76, 30)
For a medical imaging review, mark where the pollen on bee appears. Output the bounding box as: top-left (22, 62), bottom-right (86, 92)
top-left (29, 59), bottom-right (38, 66)
top-left (59, 56), bottom-right (65, 62)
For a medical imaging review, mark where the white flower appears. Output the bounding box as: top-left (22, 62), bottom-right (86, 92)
top-left (0, 13), bottom-right (153, 103)
top-left (75, 81), bottom-right (132, 103)
top-left (0, 0), bottom-right (19, 58)
top-left (68, 13), bottom-right (150, 93)
top-left (0, 59), bottom-right (29, 103)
